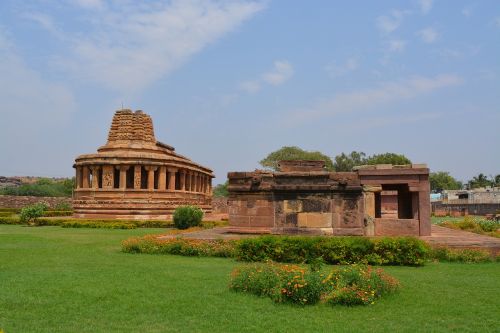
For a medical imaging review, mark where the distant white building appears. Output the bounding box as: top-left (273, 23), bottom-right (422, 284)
top-left (442, 187), bottom-right (500, 203)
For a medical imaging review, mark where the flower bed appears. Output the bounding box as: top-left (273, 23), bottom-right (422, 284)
top-left (229, 262), bottom-right (400, 306)
top-left (122, 235), bottom-right (430, 266)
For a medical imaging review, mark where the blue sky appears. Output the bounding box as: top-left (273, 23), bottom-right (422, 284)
top-left (0, 0), bottom-right (498, 184)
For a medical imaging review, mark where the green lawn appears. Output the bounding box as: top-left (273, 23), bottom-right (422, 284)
top-left (0, 225), bottom-right (499, 333)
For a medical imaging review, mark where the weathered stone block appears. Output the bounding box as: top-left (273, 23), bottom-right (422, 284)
top-left (249, 216), bottom-right (274, 227)
top-left (332, 227), bottom-right (364, 236)
top-left (284, 200), bottom-right (302, 213)
top-left (374, 218), bottom-right (419, 236)
top-left (297, 212), bottom-right (332, 228)
top-left (302, 199), bottom-right (330, 212)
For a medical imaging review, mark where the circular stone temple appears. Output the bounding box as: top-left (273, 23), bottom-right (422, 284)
top-left (73, 109), bottom-right (214, 219)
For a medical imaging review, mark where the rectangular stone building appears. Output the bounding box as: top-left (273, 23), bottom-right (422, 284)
top-left (227, 161), bottom-right (430, 236)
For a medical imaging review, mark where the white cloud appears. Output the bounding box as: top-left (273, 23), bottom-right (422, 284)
top-left (239, 80), bottom-right (261, 93)
top-left (325, 57), bottom-right (359, 77)
top-left (0, 31), bottom-right (77, 175)
top-left (388, 39), bottom-right (407, 52)
top-left (21, 12), bottom-right (62, 38)
top-left (262, 61), bottom-right (294, 85)
top-left (73, 0), bottom-right (105, 10)
top-left (418, 0), bottom-right (433, 14)
top-left (345, 112), bottom-right (441, 131)
top-left (462, 8), bottom-right (471, 18)
top-left (287, 74), bottom-right (463, 125)
top-left (376, 10), bottom-right (409, 33)
top-left (44, 0), bottom-right (265, 94)
top-left (239, 60), bottom-right (294, 93)
top-left (417, 27), bottom-right (438, 43)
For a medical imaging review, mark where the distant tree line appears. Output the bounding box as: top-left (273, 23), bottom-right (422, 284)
top-left (257, 146), bottom-right (499, 194)
top-left (259, 146), bottom-right (412, 172)
top-left (0, 178), bottom-right (75, 197)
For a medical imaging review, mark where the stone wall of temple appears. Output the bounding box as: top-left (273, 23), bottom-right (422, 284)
top-left (227, 162), bottom-right (366, 235)
top-left (227, 161), bottom-right (431, 236)
top-left (0, 195), bottom-right (72, 209)
top-left (211, 197), bottom-right (229, 214)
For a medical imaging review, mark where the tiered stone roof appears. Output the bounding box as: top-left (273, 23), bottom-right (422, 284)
top-left (106, 110), bottom-right (156, 144)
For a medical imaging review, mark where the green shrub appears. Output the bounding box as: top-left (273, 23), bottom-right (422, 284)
top-left (324, 265), bottom-right (400, 306)
top-left (173, 206), bottom-right (203, 230)
top-left (235, 236), bottom-right (429, 266)
top-left (229, 262), bottom-right (399, 306)
top-left (122, 236), bottom-right (236, 257)
top-left (19, 203), bottom-right (48, 225)
top-left (430, 247), bottom-right (493, 263)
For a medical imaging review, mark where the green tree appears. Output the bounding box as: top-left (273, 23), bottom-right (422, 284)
top-left (333, 151), bottom-right (367, 171)
top-left (495, 174), bottom-right (500, 186)
top-left (213, 181), bottom-right (229, 198)
top-left (259, 146), bottom-right (334, 171)
top-left (429, 172), bottom-right (463, 192)
top-left (365, 153), bottom-right (412, 166)
top-left (468, 173), bottom-right (494, 189)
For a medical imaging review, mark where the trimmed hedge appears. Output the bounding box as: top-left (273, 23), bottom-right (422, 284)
top-left (122, 236), bottom-right (236, 257)
top-left (122, 235), bottom-right (430, 266)
top-left (235, 236), bottom-right (430, 266)
top-left (0, 216), bottom-right (173, 229)
top-left (429, 247), bottom-right (495, 263)
top-left (0, 216), bottom-right (227, 230)
top-left (42, 210), bottom-right (73, 217)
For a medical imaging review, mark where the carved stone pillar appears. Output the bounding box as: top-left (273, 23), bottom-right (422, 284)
top-left (145, 166), bottom-right (157, 190)
top-left (362, 185), bottom-right (381, 236)
top-left (90, 166), bottom-right (100, 189)
top-left (168, 168), bottom-right (178, 190)
top-left (193, 173), bottom-right (198, 192)
top-left (102, 165), bottom-right (114, 189)
top-left (134, 166), bottom-right (141, 190)
top-left (158, 166), bottom-right (167, 191)
top-left (185, 171), bottom-right (190, 191)
top-left (82, 166), bottom-right (90, 188)
top-left (76, 166), bottom-right (82, 189)
top-left (180, 170), bottom-right (186, 191)
top-left (118, 165), bottom-right (129, 189)
top-left (418, 180), bottom-right (431, 236)
top-left (201, 175), bottom-right (205, 193)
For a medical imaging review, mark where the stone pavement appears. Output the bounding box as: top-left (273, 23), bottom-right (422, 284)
top-left (160, 225), bottom-right (500, 253)
top-left (421, 225), bottom-right (500, 253)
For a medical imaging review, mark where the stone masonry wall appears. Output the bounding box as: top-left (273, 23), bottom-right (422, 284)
top-left (211, 197), bottom-right (229, 214)
top-left (0, 195), bottom-right (72, 209)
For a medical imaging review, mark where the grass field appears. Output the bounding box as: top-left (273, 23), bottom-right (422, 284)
top-left (1, 225), bottom-right (499, 333)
